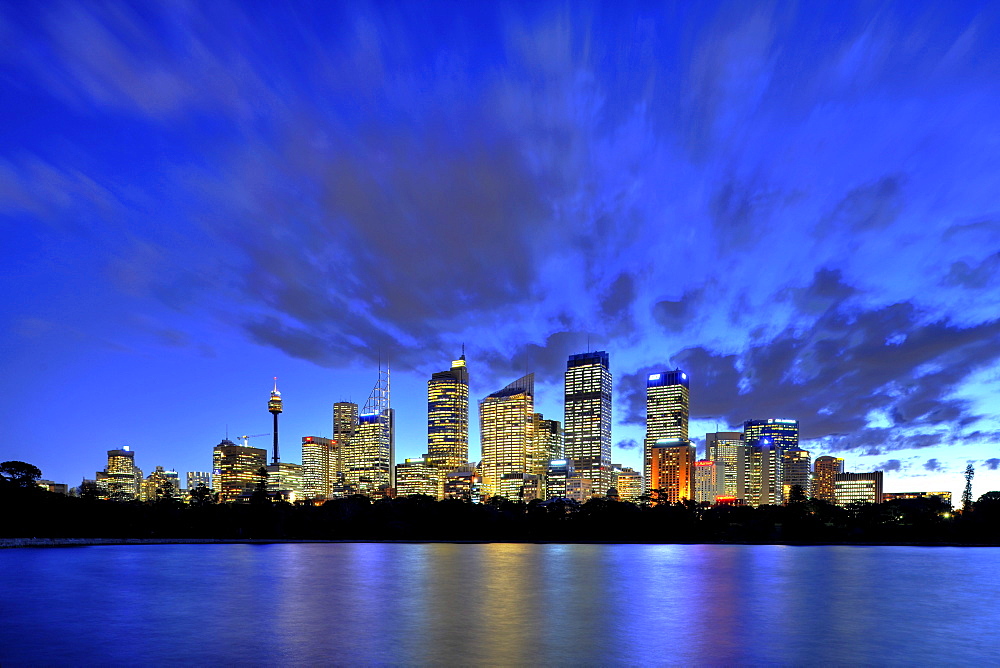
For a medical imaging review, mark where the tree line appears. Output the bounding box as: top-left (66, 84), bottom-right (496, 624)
top-left (3, 461), bottom-right (999, 544)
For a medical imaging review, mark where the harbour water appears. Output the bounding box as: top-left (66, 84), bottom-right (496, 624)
top-left (2, 543), bottom-right (998, 665)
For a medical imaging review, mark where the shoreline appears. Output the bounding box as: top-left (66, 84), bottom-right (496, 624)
top-left (3, 537), bottom-right (998, 549)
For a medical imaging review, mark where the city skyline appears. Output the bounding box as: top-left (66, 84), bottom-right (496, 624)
top-left (4, 2), bottom-right (1000, 502)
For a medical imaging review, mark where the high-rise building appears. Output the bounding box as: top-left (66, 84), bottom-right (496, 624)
top-left (268, 378), bottom-right (283, 466)
top-left (744, 419), bottom-right (799, 506)
top-left (142, 466), bottom-right (180, 501)
top-left (782, 447), bottom-right (812, 502)
top-left (212, 439), bottom-right (267, 503)
top-left (267, 462), bottom-right (303, 502)
top-left (186, 471), bottom-right (211, 491)
top-left (533, 414), bottom-right (563, 468)
top-left (649, 439), bottom-right (696, 503)
top-left (644, 370), bottom-right (690, 491)
top-left (426, 354), bottom-right (470, 475)
top-left (612, 465), bottom-right (643, 503)
top-left (564, 351), bottom-right (613, 496)
top-left (546, 459), bottom-right (575, 499)
top-left (812, 456), bottom-right (844, 503)
top-left (396, 457), bottom-right (441, 497)
top-left (301, 436), bottom-right (337, 500)
top-left (706, 432), bottom-right (746, 501)
top-left (834, 471), bottom-right (884, 505)
top-left (694, 460), bottom-right (725, 504)
top-left (344, 368), bottom-right (393, 496)
top-left (480, 374), bottom-right (534, 499)
top-left (103, 447), bottom-right (141, 501)
top-left (333, 402), bottom-right (358, 453)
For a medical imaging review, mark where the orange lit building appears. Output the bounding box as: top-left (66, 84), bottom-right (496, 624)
top-left (649, 439), bottom-right (696, 503)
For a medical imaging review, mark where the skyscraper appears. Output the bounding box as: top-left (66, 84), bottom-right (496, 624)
top-left (103, 447), bottom-right (141, 501)
top-left (301, 436), bottom-right (336, 500)
top-left (694, 460), bottom-right (725, 504)
top-left (813, 455), bottom-right (844, 503)
top-left (268, 378), bottom-right (282, 466)
top-left (782, 447), bottom-right (812, 502)
top-left (479, 374), bottom-right (534, 499)
top-left (344, 367), bottom-right (393, 496)
top-left (744, 419), bottom-right (799, 506)
top-left (564, 351), bottom-right (612, 495)
top-left (212, 439), bottom-right (267, 503)
top-left (706, 431), bottom-right (746, 501)
top-left (644, 370), bottom-right (689, 491)
top-left (649, 438), bottom-right (696, 503)
top-left (426, 353), bottom-right (470, 474)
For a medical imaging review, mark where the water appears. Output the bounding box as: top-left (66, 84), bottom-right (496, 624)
top-left (2, 543), bottom-right (998, 665)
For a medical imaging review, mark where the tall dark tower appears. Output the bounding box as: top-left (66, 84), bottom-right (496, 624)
top-left (268, 377), bottom-right (283, 465)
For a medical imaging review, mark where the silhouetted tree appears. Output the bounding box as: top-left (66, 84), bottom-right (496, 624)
top-left (0, 461), bottom-right (42, 488)
top-left (788, 484), bottom-right (807, 503)
top-left (963, 464), bottom-right (975, 513)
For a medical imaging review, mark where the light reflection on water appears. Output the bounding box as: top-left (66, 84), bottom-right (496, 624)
top-left (2, 543), bottom-right (998, 665)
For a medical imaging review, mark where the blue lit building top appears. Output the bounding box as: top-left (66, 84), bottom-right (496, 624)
top-left (359, 412), bottom-right (381, 424)
top-left (567, 351), bottom-right (609, 370)
top-left (647, 369), bottom-right (689, 389)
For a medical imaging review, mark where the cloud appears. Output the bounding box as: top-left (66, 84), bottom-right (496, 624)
top-left (616, 439), bottom-right (639, 451)
top-left (923, 458), bottom-right (942, 472)
top-left (985, 458), bottom-right (1000, 471)
top-left (877, 459), bottom-right (903, 472)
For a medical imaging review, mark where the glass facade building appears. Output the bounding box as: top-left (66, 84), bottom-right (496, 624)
top-left (212, 440), bottom-right (267, 503)
top-left (426, 355), bottom-right (470, 475)
top-left (644, 370), bottom-right (689, 492)
top-left (706, 431), bottom-right (746, 501)
top-left (744, 419), bottom-right (799, 506)
top-left (479, 374), bottom-right (534, 499)
top-left (564, 351), bottom-right (612, 496)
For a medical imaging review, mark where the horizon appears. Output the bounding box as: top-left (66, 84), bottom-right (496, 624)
top-left (3, 1), bottom-right (999, 502)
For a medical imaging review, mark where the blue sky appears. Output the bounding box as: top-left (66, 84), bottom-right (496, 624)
top-left (2, 1), bottom-right (999, 500)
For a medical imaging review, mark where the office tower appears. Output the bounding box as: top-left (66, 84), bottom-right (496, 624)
top-left (187, 471), bottom-right (211, 491)
top-left (426, 354), bottom-right (470, 475)
top-left (104, 447), bottom-right (141, 501)
top-left (301, 436), bottom-right (336, 500)
top-left (212, 439), bottom-right (267, 503)
top-left (706, 431), bottom-right (746, 501)
top-left (644, 370), bottom-right (690, 492)
top-left (782, 448), bottom-right (812, 502)
top-left (564, 351), bottom-right (613, 495)
top-left (443, 468), bottom-right (482, 501)
top-left (142, 466), bottom-right (180, 501)
top-left (396, 457), bottom-right (441, 497)
top-left (546, 459), bottom-right (575, 499)
top-left (834, 471), bottom-right (884, 505)
top-left (744, 419), bottom-right (799, 506)
top-left (694, 460), bottom-right (725, 504)
top-left (612, 466), bottom-right (643, 503)
top-left (333, 402), bottom-right (359, 452)
top-left (267, 462), bottom-right (303, 502)
top-left (534, 414), bottom-right (564, 465)
top-left (480, 374), bottom-right (534, 499)
top-left (812, 455), bottom-right (844, 503)
top-left (345, 367), bottom-right (394, 496)
top-left (566, 476), bottom-right (594, 503)
top-left (268, 378), bottom-right (283, 465)
top-left (649, 439), bottom-right (696, 503)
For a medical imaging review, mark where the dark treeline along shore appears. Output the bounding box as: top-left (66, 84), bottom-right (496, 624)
top-left (4, 464), bottom-right (1000, 545)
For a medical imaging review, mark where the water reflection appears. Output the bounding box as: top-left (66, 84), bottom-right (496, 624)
top-left (2, 543), bottom-right (999, 665)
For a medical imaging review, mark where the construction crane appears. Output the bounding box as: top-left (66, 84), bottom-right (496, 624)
top-left (237, 433), bottom-right (271, 447)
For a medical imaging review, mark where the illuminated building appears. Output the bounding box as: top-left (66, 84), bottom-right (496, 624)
top-left (532, 414), bottom-right (563, 474)
top-left (268, 377), bottom-right (283, 465)
top-left (426, 354), bottom-right (469, 475)
top-left (212, 439), bottom-right (267, 503)
top-left (745, 419), bottom-right (799, 506)
top-left (694, 460), bottom-right (724, 504)
top-left (479, 374), bottom-right (534, 499)
top-left (644, 370), bottom-right (689, 492)
top-left (834, 471), bottom-right (884, 505)
top-left (36, 480), bottom-right (68, 495)
top-left (612, 465), bottom-right (643, 503)
top-left (565, 476), bottom-right (594, 503)
top-left (267, 462), bottom-right (303, 502)
top-left (142, 466), bottom-right (181, 501)
top-left (333, 402), bottom-right (358, 456)
top-left (500, 472), bottom-right (542, 502)
top-left (344, 368), bottom-right (394, 496)
top-left (103, 447), bottom-right (141, 501)
top-left (186, 471), bottom-right (211, 491)
top-left (301, 436), bottom-right (338, 500)
top-left (396, 457), bottom-right (440, 497)
top-left (706, 432), bottom-right (746, 500)
top-left (649, 439), bottom-right (696, 503)
top-left (781, 447), bottom-right (811, 502)
top-left (564, 351), bottom-right (613, 495)
top-left (546, 459), bottom-right (575, 499)
top-left (443, 468), bottom-right (481, 501)
top-left (883, 491), bottom-right (952, 506)
top-left (812, 456), bottom-right (844, 503)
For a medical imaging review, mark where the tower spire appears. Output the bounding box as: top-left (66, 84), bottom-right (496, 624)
top-left (268, 376), bottom-right (283, 465)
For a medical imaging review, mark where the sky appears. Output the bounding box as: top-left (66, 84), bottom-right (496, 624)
top-left (2, 0), bottom-right (999, 501)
